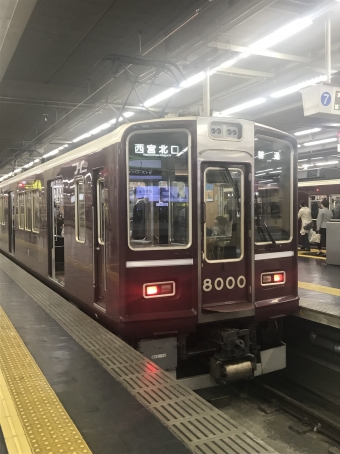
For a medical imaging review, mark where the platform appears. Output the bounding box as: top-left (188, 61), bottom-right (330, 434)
top-left (297, 255), bottom-right (340, 329)
top-left (0, 253), bottom-right (278, 454)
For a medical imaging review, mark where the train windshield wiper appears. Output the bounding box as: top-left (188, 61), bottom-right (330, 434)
top-left (255, 194), bottom-right (278, 248)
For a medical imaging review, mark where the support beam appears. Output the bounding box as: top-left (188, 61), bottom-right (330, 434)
top-left (208, 42), bottom-right (312, 63)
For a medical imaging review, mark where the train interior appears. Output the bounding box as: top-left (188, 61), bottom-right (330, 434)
top-left (49, 178), bottom-right (65, 283)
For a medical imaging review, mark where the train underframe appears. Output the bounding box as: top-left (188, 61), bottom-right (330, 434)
top-left (137, 318), bottom-right (285, 384)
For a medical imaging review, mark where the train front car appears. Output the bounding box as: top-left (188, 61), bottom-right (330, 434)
top-left (120, 117), bottom-right (299, 383)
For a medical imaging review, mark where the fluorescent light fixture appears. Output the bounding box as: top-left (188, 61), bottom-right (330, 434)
top-left (221, 97), bottom-right (267, 115)
top-left (33, 159), bottom-right (40, 163)
top-left (123, 111), bottom-right (135, 118)
top-left (144, 87), bottom-right (180, 107)
top-left (73, 133), bottom-right (90, 143)
top-left (298, 159), bottom-right (308, 162)
top-left (317, 160), bottom-right (339, 165)
top-left (269, 170), bottom-right (281, 173)
top-left (270, 75), bottom-right (327, 98)
top-left (23, 162), bottom-right (34, 169)
top-left (215, 53), bottom-right (249, 71)
top-left (295, 128), bottom-right (321, 136)
top-left (14, 168), bottom-right (22, 173)
top-left (303, 138), bottom-right (337, 146)
top-left (250, 17), bottom-right (313, 50)
top-left (43, 149), bottom-right (60, 158)
top-left (297, 145), bottom-right (301, 147)
top-left (180, 72), bottom-right (205, 88)
top-left (311, 157), bottom-right (322, 159)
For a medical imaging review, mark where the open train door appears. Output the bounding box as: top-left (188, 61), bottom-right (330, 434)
top-left (92, 167), bottom-right (108, 313)
top-left (200, 163), bottom-right (253, 317)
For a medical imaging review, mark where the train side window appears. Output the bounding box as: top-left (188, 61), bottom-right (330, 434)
top-left (32, 190), bottom-right (40, 233)
top-left (19, 193), bottom-right (25, 229)
top-left (0, 197), bottom-right (3, 225)
top-left (97, 179), bottom-right (106, 245)
top-left (75, 178), bottom-right (86, 243)
top-left (25, 191), bottom-right (32, 231)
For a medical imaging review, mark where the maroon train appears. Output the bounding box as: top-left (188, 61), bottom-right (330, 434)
top-left (0, 117), bottom-right (299, 382)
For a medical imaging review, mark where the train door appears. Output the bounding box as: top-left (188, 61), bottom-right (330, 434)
top-left (201, 163), bottom-right (252, 313)
top-left (92, 168), bottom-right (107, 312)
top-left (48, 178), bottom-right (64, 284)
top-left (8, 192), bottom-right (15, 254)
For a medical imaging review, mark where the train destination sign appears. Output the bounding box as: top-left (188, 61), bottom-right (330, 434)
top-left (133, 143), bottom-right (182, 157)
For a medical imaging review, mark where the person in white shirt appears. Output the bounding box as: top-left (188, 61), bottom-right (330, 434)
top-left (298, 201), bottom-right (312, 252)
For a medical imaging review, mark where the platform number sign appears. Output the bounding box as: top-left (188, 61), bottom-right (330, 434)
top-left (321, 91), bottom-right (331, 107)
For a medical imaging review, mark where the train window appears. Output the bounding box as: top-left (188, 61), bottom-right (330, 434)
top-left (204, 168), bottom-right (244, 262)
top-left (75, 178), bottom-right (86, 243)
top-left (97, 179), bottom-right (106, 245)
top-left (127, 129), bottom-right (191, 250)
top-left (19, 193), bottom-right (25, 229)
top-left (254, 136), bottom-right (293, 244)
top-left (330, 195), bottom-right (340, 219)
top-left (25, 192), bottom-right (32, 231)
top-left (0, 197), bottom-right (3, 225)
top-left (3, 195), bottom-right (8, 225)
top-left (32, 190), bottom-right (40, 233)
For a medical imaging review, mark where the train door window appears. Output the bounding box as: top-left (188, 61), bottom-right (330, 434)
top-left (75, 178), bottom-right (86, 243)
top-left (97, 179), bottom-right (106, 245)
top-left (254, 136), bottom-right (293, 243)
top-left (308, 195), bottom-right (327, 220)
top-left (204, 168), bottom-right (243, 262)
top-left (330, 195), bottom-right (340, 219)
top-left (32, 190), bottom-right (40, 233)
top-left (25, 191), bottom-right (32, 231)
top-left (127, 129), bottom-right (191, 250)
top-left (19, 193), bottom-right (25, 229)
top-left (3, 195), bottom-right (8, 225)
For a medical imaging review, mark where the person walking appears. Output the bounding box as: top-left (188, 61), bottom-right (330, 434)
top-left (316, 198), bottom-right (333, 256)
top-left (298, 201), bottom-right (312, 252)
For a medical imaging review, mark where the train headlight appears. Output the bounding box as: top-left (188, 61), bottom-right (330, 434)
top-left (143, 281), bottom-right (175, 298)
top-left (261, 271), bottom-right (286, 286)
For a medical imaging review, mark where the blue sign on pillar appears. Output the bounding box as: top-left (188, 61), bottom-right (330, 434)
top-left (321, 92), bottom-right (331, 106)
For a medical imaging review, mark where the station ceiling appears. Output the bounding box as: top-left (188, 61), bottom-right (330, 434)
top-left (0, 0), bottom-right (340, 178)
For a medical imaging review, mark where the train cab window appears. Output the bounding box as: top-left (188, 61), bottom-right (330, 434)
top-left (19, 193), bottom-right (25, 229)
top-left (75, 178), bottom-right (86, 243)
top-left (25, 192), bottom-right (32, 231)
top-left (32, 190), bottom-right (40, 233)
top-left (204, 168), bottom-right (243, 262)
top-left (127, 130), bottom-right (191, 250)
top-left (254, 136), bottom-right (293, 244)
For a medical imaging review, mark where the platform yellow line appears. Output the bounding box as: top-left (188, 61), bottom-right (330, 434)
top-left (298, 251), bottom-right (326, 260)
top-left (298, 281), bottom-right (340, 297)
top-left (0, 307), bottom-right (92, 454)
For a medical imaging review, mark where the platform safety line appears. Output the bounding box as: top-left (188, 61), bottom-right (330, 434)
top-left (0, 367), bottom-right (33, 454)
top-left (298, 251), bottom-right (326, 260)
top-left (0, 307), bottom-right (92, 454)
top-left (298, 281), bottom-right (340, 297)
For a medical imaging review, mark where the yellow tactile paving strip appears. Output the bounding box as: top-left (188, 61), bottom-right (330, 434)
top-left (0, 307), bottom-right (92, 454)
top-left (298, 281), bottom-right (340, 297)
top-left (298, 251), bottom-right (326, 260)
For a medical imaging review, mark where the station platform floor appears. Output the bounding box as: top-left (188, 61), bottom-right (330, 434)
top-left (297, 252), bottom-right (340, 329)
top-left (0, 254), bottom-right (279, 454)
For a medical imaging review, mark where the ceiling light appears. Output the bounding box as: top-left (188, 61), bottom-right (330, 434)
top-left (73, 133), bottom-right (90, 143)
top-left (317, 160), bottom-right (339, 165)
top-left (14, 168), bottom-right (22, 173)
top-left (43, 149), bottom-right (59, 158)
top-left (33, 159), bottom-right (40, 163)
top-left (144, 87), bottom-right (180, 108)
top-left (221, 97), bottom-right (267, 115)
top-left (311, 157), bottom-right (323, 159)
top-left (298, 159), bottom-right (308, 162)
top-left (250, 17), bottom-right (313, 50)
top-left (303, 138), bottom-right (337, 146)
top-left (295, 128), bottom-right (321, 136)
top-left (180, 72), bottom-right (205, 88)
top-left (123, 111), bottom-right (135, 118)
top-left (270, 75), bottom-right (327, 98)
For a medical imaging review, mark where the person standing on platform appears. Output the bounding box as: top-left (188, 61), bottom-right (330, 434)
top-left (298, 201), bottom-right (312, 252)
top-left (316, 198), bottom-right (333, 256)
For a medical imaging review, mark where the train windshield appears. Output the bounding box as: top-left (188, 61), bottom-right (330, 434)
top-left (254, 135), bottom-right (292, 244)
top-left (127, 129), bottom-right (191, 249)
